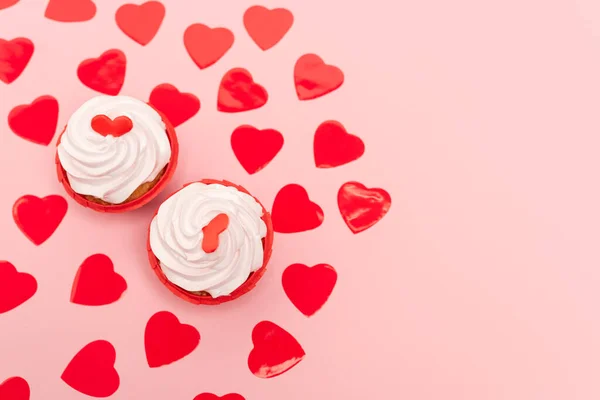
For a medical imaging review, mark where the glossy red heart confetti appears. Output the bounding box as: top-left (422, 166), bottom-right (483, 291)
top-left (0, 261), bottom-right (36, 314)
top-left (71, 254), bottom-right (127, 306)
top-left (0, 377), bottom-right (30, 400)
top-left (282, 263), bottom-right (337, 317)
top-left (231, 125), bottom-right (283, 174)
top-left (145, 311), bottom-right (200, 368)
top-left (0, 37), bottom-right (34, 84)
top-left (314, 120), bottom-right (364, 168)
top-left (61, 340), bottom-right (120, 398)
top-left (13, 195), bottom-right (67, 245)
top-left (272, 184), bottom-right (323, 233)
top-left (149, 83), bottom-right (200, 127)
top-left (218, 68), bottom-right (268, 113)
top-left (77, 49), bottom-right (126, 95)
top-left (248, 321), bottom-right (305, 378)
top-left (116, 1), bottom-right (165, 46)
top-left (0, 0), bottom-right (19, 11)
top-left (91, 115), bottom-right (133, 137)
top-left (184, 23), bottom-right (234, 69)
top-left (294, 54), bottom-right (344, 100)
top-left (45, 0), bottom-right (96, 22)
top-left (338, 181), bottom-right (391, 233)
top-left (8, 95), bottom-right (59, 146)
top-left (194, 394), bottom-right (245, 400)
top-left (243, 6), bottom-right (293, 51)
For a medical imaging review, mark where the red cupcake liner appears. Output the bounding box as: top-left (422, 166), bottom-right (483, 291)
top-left (55, 106), bottom-right (179, 213)
top-left (146, 179), bottom-right (274, 305)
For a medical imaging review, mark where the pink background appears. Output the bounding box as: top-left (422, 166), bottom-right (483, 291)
top-left (2, 0), bottom-right (600, 398)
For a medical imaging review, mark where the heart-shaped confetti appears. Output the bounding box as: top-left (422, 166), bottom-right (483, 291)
top-left (282, 263), bottom-right (337, 317)
top-left (0, 0), bottom-right (19, 11)
top-left (0, 37), bottom-right (34, 84)
top-left (272, 184), bottom-right (324, 233)
top-left (116, 1), bottom-right (165, 45)
top-left (248, 321), bottom-right (305, 378)
top-left (184, 23), bottom-right (234, 69)
top-left (218, 68), bottom-right (268, 113)
top-left (231, 125), bottom-right (283, 174)
top-left (194, 394), bottom-right (245, 400)
top-left (243, 6), bottom-right (293, 50)
top-left (338, 181), bottom-right (391, 233)
top-left (0, 261), bottom-right (36, 314)
top-left (77, 49), bottom-right (126, 95)
top-left (0, 377), bottom-right (30, 400)
top-left (61, 340), bottom-right (120, 398)
top-left (294, 54), bottom-right (344, 100)
top-left (71, 254), bottom-right (127, 306)
top-left (314, 120), bottom-right (364, 168)
top-left (91, 115), bottom-right (133, 137)
top-left (145, 311), bottom-right (200, 368)
top-left (8, 95), bottom-right (59, 146)
top-left (13, 195), bottom-right (67, 245)
top-left (45, 0), bottom-right (96, 22)
top-left (149, 83), bottom-right (200, 127)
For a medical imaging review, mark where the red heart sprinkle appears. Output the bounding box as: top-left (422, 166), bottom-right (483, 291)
top-left (91, 115), bottom-right (133, 137)
top-left (61, 340), bottom-right (120, 398)
top-left (0, 377), bottom-right (30, 400)
top-left (8, 95), bottom-right (59, 146)
top-left (45, 0), bottom-right (96, 22)
top-left (272, 184), bottom-right (323, 233)
top-left (218, 68), bottom-right (268, 113)
top-left (202, 213), bottom-right (229, 253)
top-left (0, 37), bottom-right (34, 84)
top-left (184, 23), bottom-right (234, 69)
top-left (338, 181), bottom-right (391, 233)
top-left (13, 195), bottom-right (67, 245)
top-left (231, 125), bottom-right (283, 174)
top-left (248, 321), bottom-right (305, 379)
top-left (294, 54), bottom-right (344, 100)
top-left (71, 254), bottom-right (127, 306)
top-left (243, 6), bottom-right (293, 51)
top-left (282, 263), bottom-right (337, 317)
top-left (314, 120), bottom-right (364, 168)
top-left (115, 1), bottom-right (165, 46)
top-left (0, 261), bottom-right (37, 314)
top-left (145, 311), bottom-right (200, 368)
top-left (77, 49), bottom-right (126, 96)
top-left (194, 394), bottom-right (245, 400)
top-left (149, 83), bottom-right (200, 127)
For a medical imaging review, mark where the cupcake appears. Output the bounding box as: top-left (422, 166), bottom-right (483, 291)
top-left (147, 179), bottom-right (274, 305)
top-left (56, 95), bottom-right (178, 213)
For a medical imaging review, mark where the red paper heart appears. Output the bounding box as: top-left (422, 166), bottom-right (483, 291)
top-left (272, 184), bottom-right (323, 233)
top-left (0, 261), bottom-right (36, 314)
top-left (184, 23), bottom-right (233, 69)
top-left (338, 182), bottom-right (391, 233)
top-left (61, 340), bottom-right (120, 398)
top-left (8, 96), bottom-right (59, 146)
top-left (149, 83), bottom-right (200, 127)
top-left (91, 115), bottom-right (133, 137)
top-left (13, 195), bottom-right (67, 245)
top-left (77, 49), bottom-right (126, 95)
top-left (71, 254), bottom-right (127, 306)
top-left (314, 120), bottom-right (364, 168)
top-left (145, 311), bottom-right (200, 368)
top-left (116, 1), bottom-right (165, 46)
top-left (218, 68), bottom-right (268, 113)
top-left (243, 6), bottom-right (293, 51)
top-left (231, 125), bottom-right (283, 174)
top-left (0, 37), bottom-right (34, 84)
top-left (0, 377), bottom-right (30, 400)
top-left (282, 263), bottom-right (337, 317)
top-left (0, 0), bottom-right (19, 10)
top-left (294, 54), bottom-right (344, 100)
top-left (194, 394), bottom-right (245, 400)
top-left (248, 321), bottom-right (305, 379)
top-left (45, 0), bottom-right (96, 22)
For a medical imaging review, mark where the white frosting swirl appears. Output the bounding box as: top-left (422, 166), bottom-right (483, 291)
top-left (149, 182), bottom-right (268, 297)
top-left (57, 95), bottom-right (171, 204)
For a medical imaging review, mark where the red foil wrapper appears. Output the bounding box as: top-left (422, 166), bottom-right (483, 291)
top-left (147, 179), bottom-right (274, 305)
top-left (56, 106), bottom-right (179, 213)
